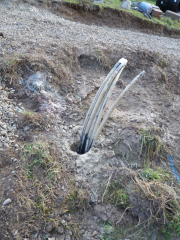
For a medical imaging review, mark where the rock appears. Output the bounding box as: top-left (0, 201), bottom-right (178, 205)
top-left (60, 219), bottom-right (66, 225)
top-left (151, 233), bottom-right (157, 240)
top-left (66, 230), bottom-right (72, 235)
top-left (166, 10), bottom-right (180, 21)
top-left (121, 0), bottom-right (131, 10)
top-left (24, 126), bottom-right (30, 132)
top-left (48, 238), bottom-right (55, 240)
top-left (3, 198), bottom-right (12, 205)
top-left (105, 150), bottom-right (115, 158)
top-left (3, 143), bottom-right (9, 148)
top-left (31, 231), bottom-right (39, 239)
top-left (13, 230), bottom-right (18, 236)
top-left (92, 230), bottom-right (98, 237)
top-left (1, 130), bottom-right (7, 136)
top-left (57, 226), bottom-right (64, 234)
top-left (56, 236), bottom-right (65, 240)
top-left (65, 236), bottom-right (71, 240)
top-left (93, 0), bottom-right (104, 3)
top-left (46, 223), bottom-right (54, 232)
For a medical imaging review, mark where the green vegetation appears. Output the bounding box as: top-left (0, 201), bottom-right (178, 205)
top-left (23, 142), bottom-right (52, 176)
top-left (23, 142), bottom-right (61, 182)
top-left (64, 188), bottom-right (90, 212)
top-left (141, 166), bottom-right (170, 181)
top-left (103, 180), bottom-right (129, 207)
top-left (139, 128), bottom-right (162, 160)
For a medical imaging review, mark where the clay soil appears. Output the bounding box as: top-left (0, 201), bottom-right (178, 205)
top-left (0, 1), bottom-right (180, 240)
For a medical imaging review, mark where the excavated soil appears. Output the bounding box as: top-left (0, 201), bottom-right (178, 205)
top-left (0, 0), bottom-right (180, 240)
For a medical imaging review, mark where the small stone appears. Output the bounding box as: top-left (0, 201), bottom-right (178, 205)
top-left (3, 198), bottom-right (12, 205)
top-left (60, 219), bottom-right (66, 225)
top-left (65, 236), bottom-right (71, 240)
top-left (13, 230), bottom-right (18, 236)
top-left (151, 233), bottom-right (157, 240)
top-left (92, 231), bottom-right (98, 237)
top-left (57, 226), bottom-right (64, 235)
top-left (3, 143), bottom-right (9, 148)
top-left (48, 238), bottom-right (55, 240)
top-left (1, 130), bottom-right (7, 136)
top-left (56, 236), bottom-right (65, 240)
top-left (105, 150), bottom-right (115, 158)
top-left (61, 185), bottom-right (65, 190)
top-left (121, 0), bottom-right (131, 10)
top-left (31, 231), bottom-right (39, 239)
top-left (24, 126), bottom-right (30, 132)
top-left (46, 223), bottom-right (54, 232)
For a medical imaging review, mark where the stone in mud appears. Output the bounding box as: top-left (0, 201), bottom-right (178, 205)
top-left (3, 198), bottom-right (12, 205)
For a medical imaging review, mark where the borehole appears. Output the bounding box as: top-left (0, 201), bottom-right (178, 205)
top-left (70, 140), bottom-right (82, 154)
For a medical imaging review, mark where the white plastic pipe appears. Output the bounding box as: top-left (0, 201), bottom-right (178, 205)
top-left (92, 70), bottom-right (145, 146)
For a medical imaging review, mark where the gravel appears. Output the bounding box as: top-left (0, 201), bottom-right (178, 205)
top-left (0, 0), bottom-right (180, 58)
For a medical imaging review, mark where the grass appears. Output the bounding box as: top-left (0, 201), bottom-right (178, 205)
top-left (141, 166), bottom-right (170, 181)
top-left (103, 180), bottom-right (129, 207)
top-left (139, 128), bottom-right (162, 161)
top-left (63, 186), bottom-right (90, 212)
top-left (23, 142), bottom-right (63, 183)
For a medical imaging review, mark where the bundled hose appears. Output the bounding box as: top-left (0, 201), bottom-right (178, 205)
top-left (77, 58), bottom-right (145, 154)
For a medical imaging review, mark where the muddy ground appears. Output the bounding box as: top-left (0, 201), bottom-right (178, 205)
top-left (0, 1), bottom-right (180, 240)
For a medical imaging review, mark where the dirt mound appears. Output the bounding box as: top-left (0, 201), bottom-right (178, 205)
top-left (0, 39), bottom-right (180, 240)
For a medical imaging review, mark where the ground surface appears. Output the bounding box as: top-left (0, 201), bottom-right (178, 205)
top-left (0, 0), bottom-right (180, 240)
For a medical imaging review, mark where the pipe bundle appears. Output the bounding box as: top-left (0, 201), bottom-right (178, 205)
top-left (77, 58), bottom-right (145, 154)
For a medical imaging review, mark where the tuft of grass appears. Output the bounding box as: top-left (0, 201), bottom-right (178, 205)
top-left (103, 180), bottom-right (129, 207)
top-left (141, 167), bottom-right (161, 181)
top-left (18, 111), bottom-right (47, 131)
top-left (94, 49), bottom-right (110, 68)
top-left (23, 142), bottom-right (63, 183)
top-left (23, 142), bottom-right (52, 174)
top-left (141, 166), bottom-right (170, 182)
top-left (139, 128), bottom-right (162, 160)
top-left (64, 188), bottom-right (90, 212)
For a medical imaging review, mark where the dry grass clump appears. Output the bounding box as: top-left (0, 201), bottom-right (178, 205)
top-left (63, 185), bottom-right (90, 213)
top-left (9, 141), bottom-right (74, 238)
top-left (102, 167), bottom-right (180, 229)
top-left (22, 142), bottom-right (66, 183)
top-left (18, 111), bottom-right (47, 131)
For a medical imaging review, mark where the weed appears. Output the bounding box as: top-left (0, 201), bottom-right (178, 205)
top-left (141, 167), bottom-right (170, 182)
top-left (158, 67), bottom-right (168, 84)
top-left (141, 167), bottom-right (161, 181)
top-left (79, 102), bottom-right (89, 111)
top-left (103, 181), bottom-right (129, 207)
top-left (18, 111), bottom-right (47, 131)
top-left (160, 59), bottom-right (168, 67)
top-left (169, 211), bottom-right (180, 236)
top-left (139, 128), bottom-right (162, 161)
top-left (95, 49), bottom-right (110, 68)
top-left (64, 188), bottom-right (90, 212)
top-left (23, 142), bottom-right (52, 178)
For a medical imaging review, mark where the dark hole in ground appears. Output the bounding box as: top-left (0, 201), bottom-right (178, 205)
top-left (71, 138), bottom-right (91, 155)
top-left (70, 140), bottom-right (82, 153)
